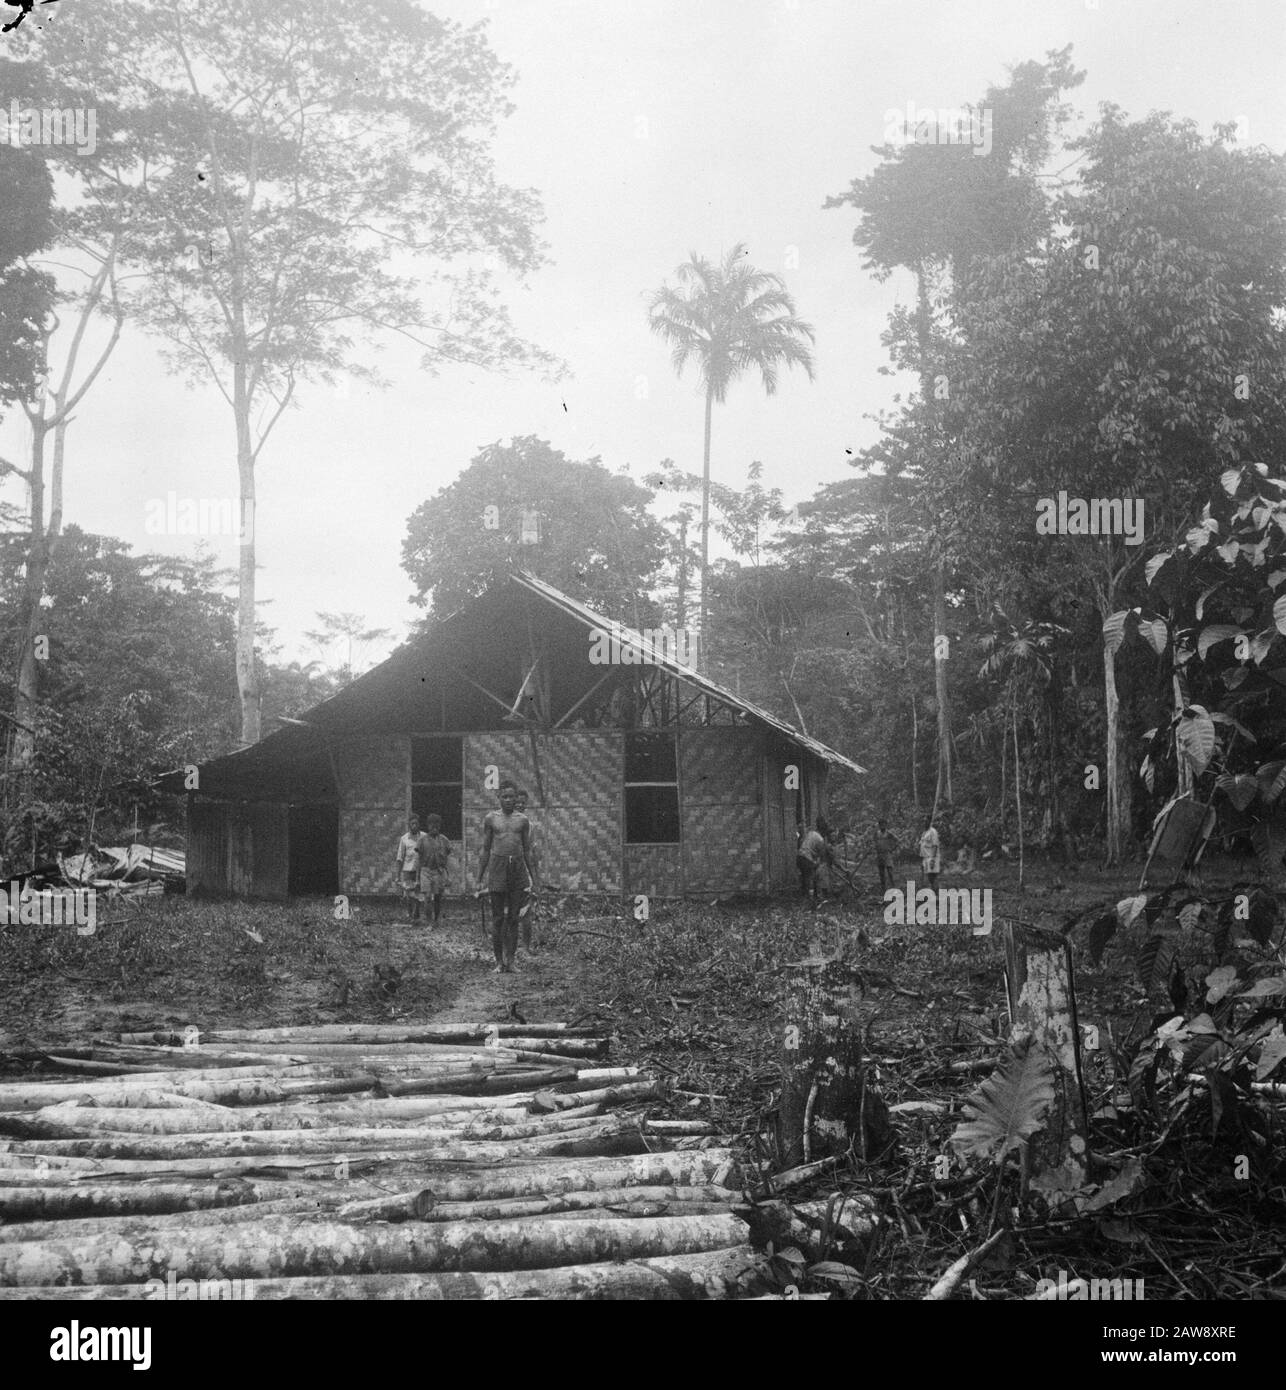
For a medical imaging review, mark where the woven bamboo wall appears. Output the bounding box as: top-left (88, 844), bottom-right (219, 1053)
top-left (680, 728), bottom-right (765, 892)
top-left (334, 735), bottom-right (408, 895)
top-left (463, 731), bottom-right (622, 893)
top-left (624, 844), bottom-right (683, 897)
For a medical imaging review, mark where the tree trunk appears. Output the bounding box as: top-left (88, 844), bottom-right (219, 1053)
top-left (1002, 922), bottom-right (1087, 1188)
top-left (1013, 706), bottom-right (1025, 891)
top-left (932, 557), bottom-right (953, 812)
top-left (10, 419), bottom-right (50, 797)
top-left (778, 954), bottom-right (890, 1168)
top-left (233, 361), bottom-right (261, 747)
top-left (0, 1211), bottom-right (752, 1287)
top-left (1102, 640), bottom-right (1132, 865)
top-left (698, 386), bottom-right (714, 671)
top-left (0, 1246), bottom-right (769, 1301)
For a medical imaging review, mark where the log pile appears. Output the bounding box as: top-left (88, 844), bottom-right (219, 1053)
top-left (0, 1022), bottom-right (770, 1300)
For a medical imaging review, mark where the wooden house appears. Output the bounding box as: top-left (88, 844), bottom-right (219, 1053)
top-left (157, 573), bottom-right (865, 901)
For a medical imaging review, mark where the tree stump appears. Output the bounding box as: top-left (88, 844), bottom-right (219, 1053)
top-left (1002, 921), bottom-right (1088, 1189)
top-left (777, 951), bottom-right (889, 1168)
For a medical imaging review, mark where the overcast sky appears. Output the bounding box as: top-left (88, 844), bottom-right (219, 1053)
top-left (3, 0), bottom-right (1284, 669)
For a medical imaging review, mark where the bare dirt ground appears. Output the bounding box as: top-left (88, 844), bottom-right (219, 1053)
top-left (3, 854), bottom-right (1283, 1299)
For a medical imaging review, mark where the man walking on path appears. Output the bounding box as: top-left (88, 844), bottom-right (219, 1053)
top-left (477, 781), bottom-right (533, 974)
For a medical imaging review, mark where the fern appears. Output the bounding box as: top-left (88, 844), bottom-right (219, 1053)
top-left (951, 1037), bottom-right (1055, 1162)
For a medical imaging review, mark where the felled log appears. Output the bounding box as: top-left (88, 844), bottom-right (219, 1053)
top-left (0, 1193), bottom-right (366, 1244)
top-left (120, 1023), bottom-right (602, 1046)
top-left (0, 1245), bottom-right (769, 1300)
top-left (0, 1114), bottom-right (610, 1162)
top-left (0, 1210), bottom-right (750, 1286)
top-left (409, 1184), bottom-right (744, 1223)
top-left (643, 1120), bottom-right (718, 1135)
top-left (382, 1067), bottom-right (577, 1096)
top-left (340, 1149), bottom-right (739, 1209)
top-left (0, 1120), bottom-right (649, 1182)
top-left (533, 1080), bottom-right (660, 1110)
top-left (6, 1092), bottom-right (588, 1137)
top-left (0, 1177), bottom-right (312, 1222)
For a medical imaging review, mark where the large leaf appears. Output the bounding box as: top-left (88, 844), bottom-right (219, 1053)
top-left (1275, 594), bottom-right (1286, 636)
top-left (1145, 552), bottom-right (1172, 586)
top-left (1257, 760), bottom-right (1286, 804)
top-left (1218, 774), bottom-right (1259, 812)
top-left (1236, 975), bottom-right (1286, 999)
top-left (1255, 1031), bottom-right (1286, 1082)
top-left (1220, 467), bottom-right (1243, 496)
top-left (1102, 610), bottom-right (1130, 655)
top-left (951, 1038), bottom-right (1055, 1162)
top-left (1209, 711), bottom-right (1256, 743)
top-left (1176, 709), bottom-right (1215, 777)
top-left (1137, 934), bottom-right (1176, 995)
top-left (1116, 894), bottom-right (1148, 929)
top-left (1196, 624), bottom-right (1241, 660)
top-left (1204, 965), bottom-right (1239, 1004)
top-left (1138, 617), bottom-right (1168, 655)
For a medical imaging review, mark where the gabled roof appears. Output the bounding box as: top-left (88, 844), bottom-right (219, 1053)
top-left (508, 572), bottom-right (866, 775)
top-left (156, 571), bottom-right (864, 793)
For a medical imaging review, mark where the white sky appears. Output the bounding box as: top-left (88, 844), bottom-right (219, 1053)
top-left (3, 0), bottom-right (1284, 668)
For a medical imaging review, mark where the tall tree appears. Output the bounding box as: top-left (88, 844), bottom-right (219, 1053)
top-left (0, 132), bottom-right (57, 795)
top-left (951, 110), bottom-right (1286, 861)
top-left (34, 0), bottom-right (558, 748)
top-left (647, 243), bottom-right (815, 665)
top-left (825, 48), bottom-right (1084, 814)
top-left (402, 436), bottom-right (667, 623)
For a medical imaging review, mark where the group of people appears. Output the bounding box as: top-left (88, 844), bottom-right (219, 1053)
top-left (395, 781), bottom-right (542, 975)
top-left (796, 815), bottom-right (943, 902)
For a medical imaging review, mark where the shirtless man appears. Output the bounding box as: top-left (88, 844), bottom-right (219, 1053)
top-left (476, 781), bottom-right (533, 974)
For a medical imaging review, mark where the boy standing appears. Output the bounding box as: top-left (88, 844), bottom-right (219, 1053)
top-left (476, 781), bottom-right (533, 974)
top-left (874, 819), bottom-right (897, 892)
top-left (421, 813), bottom-right (452, 926)
top-left (394, 816), bottom-right (431, 923)
top-left (515, 788), bottom-right (542, 951)
top-left (919, 818), bottom-right (941, 890)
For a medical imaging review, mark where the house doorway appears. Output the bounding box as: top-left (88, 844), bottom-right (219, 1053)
top-left (288, 803), bottom-right (339, 896)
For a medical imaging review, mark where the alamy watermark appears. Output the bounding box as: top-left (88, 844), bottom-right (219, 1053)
top-left (882, 101), bottom-right (992, 157)
top-left (145, 492), bottom-right (254, 541)
top-left (0, 882), bottom-right (96, 934)
top-left (1033, 1270), bottom-right (1146, 1300)
top-left (883, 881), bottom-right (993, 934)
top-left (588, 621), bottom-right (693, 666)
top-left (1036, 492), bottom-right (1145, 546)
top-left (2, 100), bottom-right (97, 157)
top-left (143, 1268), bottom-right (256, 1301)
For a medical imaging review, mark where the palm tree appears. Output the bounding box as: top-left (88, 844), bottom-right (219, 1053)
top-left (648, 244), bottom-right (815, 666)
